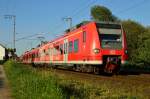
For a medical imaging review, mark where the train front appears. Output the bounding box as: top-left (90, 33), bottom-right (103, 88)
top-left (96, 22), bottom-right (128, 73)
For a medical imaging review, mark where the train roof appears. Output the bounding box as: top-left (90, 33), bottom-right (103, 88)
top-left (22, 21), bottom-right (122, 55)
top-left (33, 21), bottom-right (122, 47)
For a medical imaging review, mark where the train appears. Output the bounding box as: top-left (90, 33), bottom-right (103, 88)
top-left (20, 21), bottom-right (128, 74)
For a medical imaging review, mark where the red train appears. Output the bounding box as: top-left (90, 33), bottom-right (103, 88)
top-left (21, 21), bottom-right (128, 74)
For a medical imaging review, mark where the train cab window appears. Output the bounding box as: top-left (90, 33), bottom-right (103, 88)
top-left (96, 23), bottom-right (122, 49)
top-left (69, 41), bottom-right (73, 53)
top-left (74, 39), bottom-right (79, 53)
top-left (83, 31), bottom-right (86, 42)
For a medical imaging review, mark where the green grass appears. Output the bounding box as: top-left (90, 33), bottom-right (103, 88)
top-left (4, 60), bottom-right (150, 99)
top-left (3, 61), bottom-right (110, 99)
top-left (4, 60), bottom-right (63, 99)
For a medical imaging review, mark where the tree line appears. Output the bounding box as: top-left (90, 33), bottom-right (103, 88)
top-left (90, 5), bottom-right (150, 66)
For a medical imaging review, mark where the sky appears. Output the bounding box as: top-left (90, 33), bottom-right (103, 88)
top-left (0, 0), bottom-right (150, 56)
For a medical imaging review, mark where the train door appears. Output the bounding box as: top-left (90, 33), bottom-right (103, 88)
top-left (64, 39), bottom-right (68, 63)
top-left (82, 30), bottom-right (86, 60)
top-left (50, 48), bottom-right (53, 63)
top-left (39, 49), bottom-right (43, 63)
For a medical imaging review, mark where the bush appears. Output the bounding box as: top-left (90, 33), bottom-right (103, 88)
top-left (122, 20), bottom-right (150, 66)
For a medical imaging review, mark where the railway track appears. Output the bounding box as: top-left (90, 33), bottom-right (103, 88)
top-left (36, 66), bottom-right (150, 85)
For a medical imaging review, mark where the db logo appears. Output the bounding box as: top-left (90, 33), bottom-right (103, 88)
top-left (110, 50), bottom-right (116, 54)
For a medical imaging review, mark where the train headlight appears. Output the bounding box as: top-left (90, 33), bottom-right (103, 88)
top-left (125, 50), bottom-right (128, 54)
top-left (93, 48), bottom-right (100, 53)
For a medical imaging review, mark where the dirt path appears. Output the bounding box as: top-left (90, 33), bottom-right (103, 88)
top-left (0, 65), bottom-right (11, 99)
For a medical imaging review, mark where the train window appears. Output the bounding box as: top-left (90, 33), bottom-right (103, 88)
top-left (43, 49), bottom-right (46, 53)
top-left (52, 48), bottom-right (54, 55)
top-left (38, 53), bottom-right (39, 57)
top-left (32, 54), bottom-right (33, 58)
top-left (63, 43), bottom-right (65, 54)
top-left (69, 41), bottom-right (73, 53)
top-left (46, 49), bottom-right (49, 55)
top-left (96, 23), bottom-right (121, 29)
top-left (49, 48), bottom-right (51, 56)
top-left (74, 39), bottom-right (79, 53)
top-left (51, 48), bottom-right (53, 55)
top-left (54, 48), bottom-right (56, 55)
top-left (59, 44), bottom-right (63, 54)
top-left (83, 31), bottom-right (86, 42)
top-left (63, 43), bottom-right (68, 54)
top-left (64, 43), bottom-right (66, 54)
top-left (36, 53), bottom-right (38, 58)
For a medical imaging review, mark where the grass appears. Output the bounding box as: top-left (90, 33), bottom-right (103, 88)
top-left (4, 60), bottom-right (105, 99)
top-left (4, 60), bottom-right (150, 99)
top-left (4, 60), bottom-right (63, 99)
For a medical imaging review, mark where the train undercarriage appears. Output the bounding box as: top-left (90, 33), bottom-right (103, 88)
top-left (31, 56), bottom-right (121, 75)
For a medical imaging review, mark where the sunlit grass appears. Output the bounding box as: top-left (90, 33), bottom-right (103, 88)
top-left (4, 60), bottom-right (63, 99)
top-left (4, 60), bottom-right (150, 99)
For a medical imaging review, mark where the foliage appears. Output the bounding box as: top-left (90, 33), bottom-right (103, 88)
top-left (122, 20), bottom-right (146, 64)
top-left (90, 5), bottom-right (118, 22)
top-left (136, 31), bottom-right (150, 65)
top-left (122, 20), bottom-right (150, 65)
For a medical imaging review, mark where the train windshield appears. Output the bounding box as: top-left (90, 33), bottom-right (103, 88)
top-left (97, 23), bottom-right (122, 49)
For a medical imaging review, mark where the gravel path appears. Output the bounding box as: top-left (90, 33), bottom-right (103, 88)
top-left (0, 65), bottom-right (11, 99)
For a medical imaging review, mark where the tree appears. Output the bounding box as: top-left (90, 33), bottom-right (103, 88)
top-left (91, 5), bottom-right (118, 22)
top-left (122, 20), bottom-right (148, 65)
top-left (136, 30), bottom-right (150, 65)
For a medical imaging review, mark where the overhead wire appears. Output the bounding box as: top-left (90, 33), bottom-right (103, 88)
top-left (15, 0), bottom-right (98, 42)
top-left (15, 0), bottom-right (148, 43)
top-left (15, 32), bottom-right (47, 41)
top-left (116, 0), bottom-right (149, 14)
top-left (71, 0), bottom-right (98, 18)
top-left (45, 0), bottom-right (98, 37)
top-left (46, 0), bottom-right (149, 41)
top-left (50, 0), bottom-right (89, 34)
top-left (41, 0), bottom-right (98, 39)
top-left (49, 0), bottom-right (97, 33)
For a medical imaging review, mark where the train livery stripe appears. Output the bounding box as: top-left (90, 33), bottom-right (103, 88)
top-left (35, 60), bottom-right (103, 65)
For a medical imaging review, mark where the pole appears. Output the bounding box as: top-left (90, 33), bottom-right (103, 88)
top-left (4, 15), bottom-right (16, 59)
top-left (4, 15), bottom-right (16, 52)
top-left (69, 17), bottom-right (72, 29)
top-left (13, 16), bottom-right (16, 51)
top-left (63, 17), bottom-right (72, 29)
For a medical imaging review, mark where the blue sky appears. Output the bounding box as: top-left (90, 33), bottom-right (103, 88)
top-left (0, 0), bottom-right (150, 56)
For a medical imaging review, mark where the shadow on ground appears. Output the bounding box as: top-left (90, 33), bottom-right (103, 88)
top-left (0, 78), bottom-right (4, 89)
top-left (119, 67), bottom-right (150, 75)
